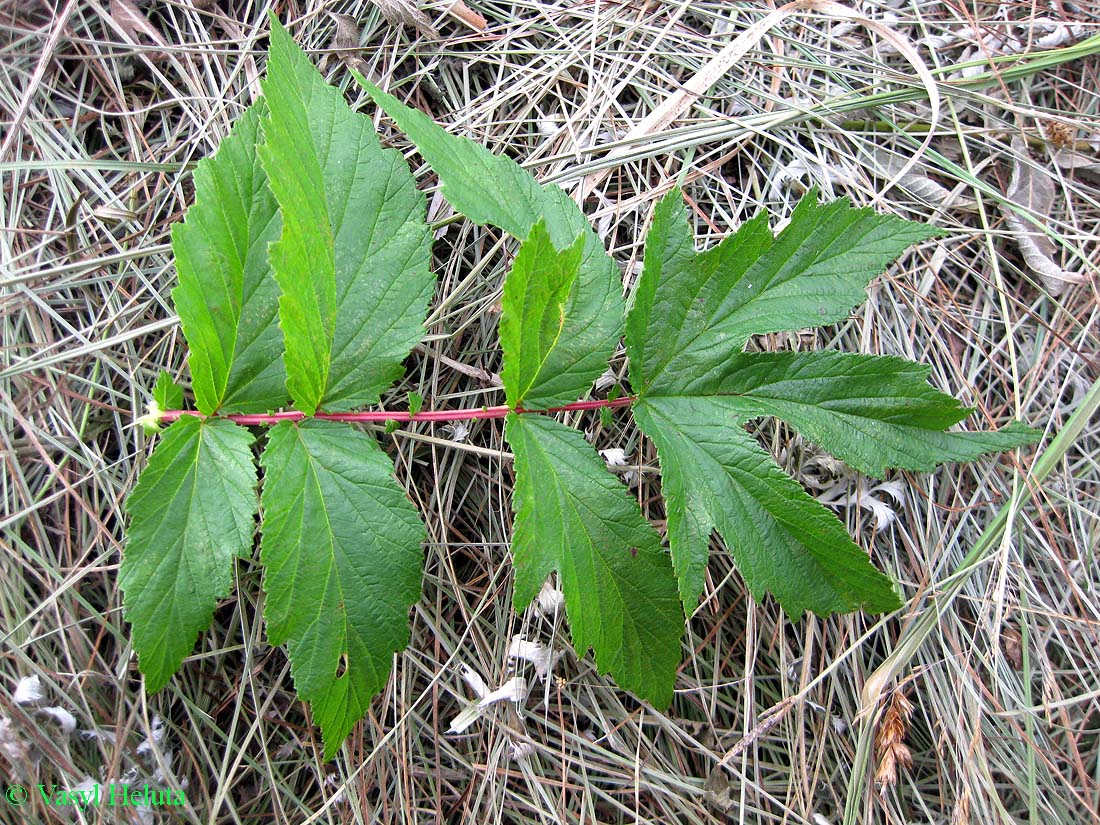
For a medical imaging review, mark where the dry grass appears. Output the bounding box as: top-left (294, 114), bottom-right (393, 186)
top-left (2, 0), bottom-right (1099, 823)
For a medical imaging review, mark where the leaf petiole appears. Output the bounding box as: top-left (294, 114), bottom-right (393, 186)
top-left (153, 395), bottom-right (636, 427)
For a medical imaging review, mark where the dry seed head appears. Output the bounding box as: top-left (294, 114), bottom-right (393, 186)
top-left (874, 689), bottom-right (913, 792)
top-left (951, 787), bottom-right (971, 825)
top-left (1043, 120), bottom-right (1074, 149)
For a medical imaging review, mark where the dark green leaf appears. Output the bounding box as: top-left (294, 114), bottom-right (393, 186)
top-left (633, 397), bottom-right (902, 617)
top-left (259, 420), bottom-right (425, 758)
top-left (152, 371), bottom-right (183, 412)
top-left (360, 80), bottom-right (623, 408)
top-left (500, 221), bottom-right (585, 408)
top-left (122, 417), bottom-right (257, 690)
top-left (628, 187), bottom-right (943, 395)
top-left (707, 351), bottom-right (1041, 476)
top-left (506, 414), bottom-right (683, 705)
top-left (260, 21), bottom-right (434, 414)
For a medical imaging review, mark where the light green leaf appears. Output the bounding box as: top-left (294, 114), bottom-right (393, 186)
top-left (628, 187), bottom-right (944, 395)
top-left (260, 21), bottom-right (434, 415)
top-left (633, 397), bottom-right (902, 618)
top-left (500, 221), bottom-right (585, 408)
top-left (505, 414), bottom-right (683, 705)
top-left (259, 420), bottom-right (425, 758)
top-left (360, 79), bottom-right (623, 408)
top-left (152, 371), bottom-right (183, 412)
top-left (171, 100), bottom-right (285, 415)
top-left (709, 351), bottom-right (1041, 476)
top-left (626, 187), bottom-right (773, 395)
top-left (122, 416), bottom-right (257, 691)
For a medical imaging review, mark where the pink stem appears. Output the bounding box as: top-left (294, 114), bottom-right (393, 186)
top-left (157, 396), bottom-right (635, 426)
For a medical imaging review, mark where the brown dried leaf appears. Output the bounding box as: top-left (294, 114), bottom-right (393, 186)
top-left (326, 14), bottom-right (371, 78)
top-left (1002, 137), bottom-right (1084, 295)
top-left (1001, 625), bottom-right (1023, 670)
top-left (870, 149), bottom-right (976, 211)
top-left (330, 14), bottom-right (361, 52)
top-left (1053, 147), bottom-right (1100, 181)
top-left (370, 0), bottom-right (439, 38)
top-left (703, 768), bottom-right (735, 813)
top-left (110, 0), bottom-right (168, 61)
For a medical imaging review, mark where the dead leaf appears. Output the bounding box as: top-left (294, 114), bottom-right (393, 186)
top-left (1053, 147), bottom-right (1100, 181)
top-left (1001, 625), bottom-right (1023, 670)
top-left (330, 14), bottom-right (360, 52)
top-left (870, 149), bottom-right (976, 211)
top-left (1034, 20), bottom-right (1089, 49)
top-left (370, 0), bottom-right (439, 38)
top-left (327, 14), bottom-right (373, 80)
top-left (1002, 137), bottom-right (1085, 295)
top-left (110, 0), bottom-right (168, 62)
top-left (704, 767), bottom-right (735, 812)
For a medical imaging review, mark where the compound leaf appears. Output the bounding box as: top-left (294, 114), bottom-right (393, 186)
top-left (260, 21), bottom-right (434, 414)
top-left (500, 222), bottom-right (586, 408)
top-left (171, 100), bottom-right (285, 415)
top-left (632, 398), bottom-right (902, 617)
top-left (259, 420), bottom-right (425, 759)
top-left (122, 416), bottom-right (258, 691)
top-left (628, 187), bottom-right (944, 395)
top-left (360, 79), bottom-right (622, 408)
top-left (709, 351), bottom-right (1041, 476)
top-left (505, 414), bottom-right (683, 706)
top-left (133, 27), bottom-right (1044, 761)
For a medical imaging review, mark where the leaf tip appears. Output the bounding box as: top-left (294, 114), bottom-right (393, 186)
top-left (265, 9), bottom-right (288, 37)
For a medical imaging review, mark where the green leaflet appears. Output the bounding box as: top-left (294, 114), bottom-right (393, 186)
top-left (633, 398), bottom-right (902, 617)
top-left (500, 222), bottom-right (585, 408)
top-left (152, 371), bottom-right (183, 412)
top-left (360, 79), bottom-right (622, 409)
top-left (360, 79), bottom-right (552, 241)
top-left (505, 414), bottom-right (683, 706)
top-left (628, 190), bottom-right (1039, 614)
top-left (500, 229), bottom-right (681, 702)
top-left (627, 187), bottom-right (945, 395)
top-left (171, 100), bottom-right (285, 415)
top-left (121, 416), bottom-right (257, 691)
top-left (260, 20), bottom-right (434, 415)
top-left (708, 351), bottom-right (1041, 476)
top-left (259, 420), bottom-right (425, 758)
top-left (626, 190), bottom-right (772, 395)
